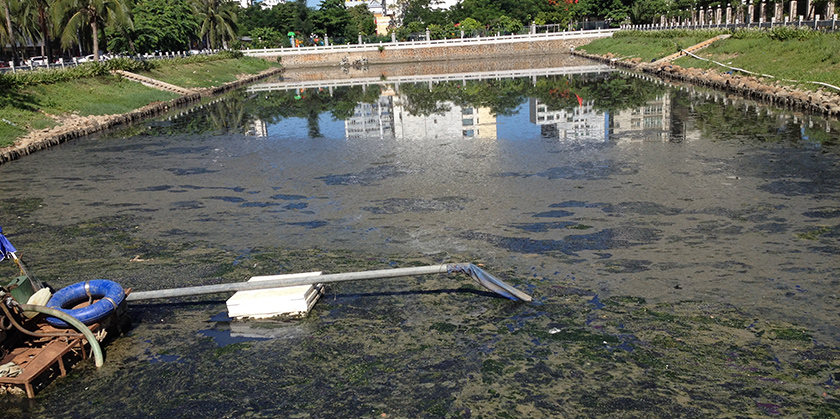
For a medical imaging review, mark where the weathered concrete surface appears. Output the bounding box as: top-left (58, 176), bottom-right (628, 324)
top-left (279, 39), bottom-right (589, 68)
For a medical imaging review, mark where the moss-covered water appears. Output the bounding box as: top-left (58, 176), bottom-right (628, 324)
top-left (1, 62), bottom-right (840, 417)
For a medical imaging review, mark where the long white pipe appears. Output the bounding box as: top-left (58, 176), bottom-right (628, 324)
top-left (126, 264), bottom-right (531, 302)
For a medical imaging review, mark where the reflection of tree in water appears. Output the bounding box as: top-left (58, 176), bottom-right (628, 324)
top-left (306, 109), bottom-right (321, 138)
top-left (244, 85), bottom-right (383, 125)
top-left (119, 73), bottom-right (685, 139)
top-left (398, 73), bottom-right (668, 117)
top-left (689, 93), bottom-right (840, 148)
top-left (121, 96), bottom-right (249, 137)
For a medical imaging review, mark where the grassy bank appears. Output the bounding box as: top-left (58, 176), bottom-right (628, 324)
top-left (0, 55), bottom-right (279, 148)
top-left (578, 28), bottom-right (840, 90)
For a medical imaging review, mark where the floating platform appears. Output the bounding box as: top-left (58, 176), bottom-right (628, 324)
top-left (225, 272), bottom-right (324, 320)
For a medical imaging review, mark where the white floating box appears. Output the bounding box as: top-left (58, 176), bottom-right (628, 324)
top-left (225, 272), bottom-right (324, 320)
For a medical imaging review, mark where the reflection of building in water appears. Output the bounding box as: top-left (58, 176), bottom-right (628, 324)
top-left (460, 106), bottom-right (497, 139)
top-left (393, 97), bottom-right (497, 140)
top-left (246, 118), bottom-right (268, 138)
top-left (529, 98), bottom-right (607, 141)
top-left (610, 92), bottom-right (672, 143)
top-left (344, 93), bottom-right (396, 140)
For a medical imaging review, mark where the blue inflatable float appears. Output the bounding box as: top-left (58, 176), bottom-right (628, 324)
top-left (46, 279), bottom-right (125, 327)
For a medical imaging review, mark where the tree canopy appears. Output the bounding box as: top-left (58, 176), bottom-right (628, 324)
top-left (1, 0), bottom-right (672, 62)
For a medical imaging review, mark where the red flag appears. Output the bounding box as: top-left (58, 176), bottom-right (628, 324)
top-left (575, 94), bottom-right (583, 107)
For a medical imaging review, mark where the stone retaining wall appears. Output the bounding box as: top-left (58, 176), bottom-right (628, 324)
top-left (0, 67), bottom-right (283, 165)
top-left (280, 39), bottom-right (588, 68)
top-left (573, 51), bottom-right (840, 117)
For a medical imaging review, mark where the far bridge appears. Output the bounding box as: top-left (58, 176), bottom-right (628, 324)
top-left (243, 29), bottom-right (618, 68)
top-left (247, 64), bottom-right (613, 93)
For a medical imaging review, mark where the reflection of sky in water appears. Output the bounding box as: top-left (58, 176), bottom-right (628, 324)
top-left (496, 105), bottom-right (540, 141)
top-left (266, 115), bottom-right (346, 140)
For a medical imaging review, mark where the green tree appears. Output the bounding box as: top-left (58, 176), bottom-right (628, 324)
top-left (628, 0), bottom-right (668, 24)
top-left (347, 4), bottom-right (375, 36)
top-left (459, 17), bottom-right (482, 33)
top-left (53, 0), bottom-right (132, 61)
top-left (130, 0), bottom-right (197, 52)
top-left (311, 0), bottom-right (350, 39)
top-left (249, 26), bottom-right (283, 48)
top-left (192, 0), bottom-right (238, 50)
top-left (27, 0), bottom-right (55, 60)
top-left (489, 15), bottom-right (523, 34)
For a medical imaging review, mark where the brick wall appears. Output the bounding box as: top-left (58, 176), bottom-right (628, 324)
top-left (278, 39), bottom-right (590, 68)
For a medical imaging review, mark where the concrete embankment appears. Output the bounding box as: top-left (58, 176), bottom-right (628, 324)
top-left (573, 50), bottom-right (840, 117)
top-left (0, 67), bottom-right (283, 165)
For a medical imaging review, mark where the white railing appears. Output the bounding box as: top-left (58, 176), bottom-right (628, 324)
top-left (622, 15), bottom-right (839, 31)
top-left (0, 50), bottom-right (218, 74)
top-left (243, 29), bottom-right (619, 58)
top-left (247, 64), bottom-right (614, 92)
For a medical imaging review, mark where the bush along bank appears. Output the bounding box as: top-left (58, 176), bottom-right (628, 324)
top-left (0, 65), bottom-right (283, 165)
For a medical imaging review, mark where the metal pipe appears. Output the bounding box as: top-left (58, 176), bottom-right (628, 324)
top-left (128, 265), bottom-right (448, 301)
top-left (127, 264), bottom-right (532, 302)
top-left (19, 304), bottom-right (104, 368)
top-left (0, 301), bottom-right (104, 367)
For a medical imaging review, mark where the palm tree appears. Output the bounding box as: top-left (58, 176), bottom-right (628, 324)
top-left (52, 0), bottom-right (132, 61)
top-left (191, 0), bottom-right (238, 50)
top-left (1, 0), bottom-right (20, 65)
top-left (33, 0), bottom-right (55, 60)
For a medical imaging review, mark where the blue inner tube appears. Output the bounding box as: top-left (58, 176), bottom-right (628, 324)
top-left (46, 279), bottom-right (125, 328)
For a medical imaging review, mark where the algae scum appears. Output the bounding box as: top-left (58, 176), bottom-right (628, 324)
top-left (2, 67), bottom-right (840, 417)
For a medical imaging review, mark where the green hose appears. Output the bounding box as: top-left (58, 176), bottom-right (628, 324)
top-left (19, 304), bottom-right (104, 368)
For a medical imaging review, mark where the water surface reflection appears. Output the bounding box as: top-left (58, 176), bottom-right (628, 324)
top-left (2, 64), bottom-right (840, 416)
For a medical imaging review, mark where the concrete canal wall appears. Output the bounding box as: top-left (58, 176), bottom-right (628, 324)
top-left (272, 39), bottom-right (590, 68)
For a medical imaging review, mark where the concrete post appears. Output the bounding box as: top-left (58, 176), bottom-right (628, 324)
top-left (700, 7), bottom-right (705, 24)
top-left (774, 3), bottom-right (783, 22)
top-left (726, 5), bottom-right (732, 24)
top-left (717, 5), bottom-right (722, 24)
top-left (425, 29), bottom-right (430, 41)
top-left (790, 1), bottom-right (798, 20)
top-left (759, 2), bottom-right (766, 23)
top-left (391, 32), bottom-right (396, 43)
top-left (325, 35), bottom-right (329, 46)
top-left (806, 0), bottom-right (813, 20)
top-left (747, 1), bottom-right (754, 24)
top-left (358, 34), bottom-right (362, 44)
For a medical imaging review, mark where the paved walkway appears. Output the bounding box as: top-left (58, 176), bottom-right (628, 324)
top-left (112, 70), bottom-right (194, 95)
top-left (654, 34), bottom-right (731, 64)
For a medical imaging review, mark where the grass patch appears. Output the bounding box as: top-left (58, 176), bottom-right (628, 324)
top-left (0, 76), bottom-right (177, 147)
top-left (581, 29), bottom-right (840, 91)
top-left (579, 30), bottom-right (725, 62)
top-left (26, 76), bottom-right (179, 116)
top-left (0, 57), bottom-right (277, 147)
top-left (140, 57), bottom-right (277, 89)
